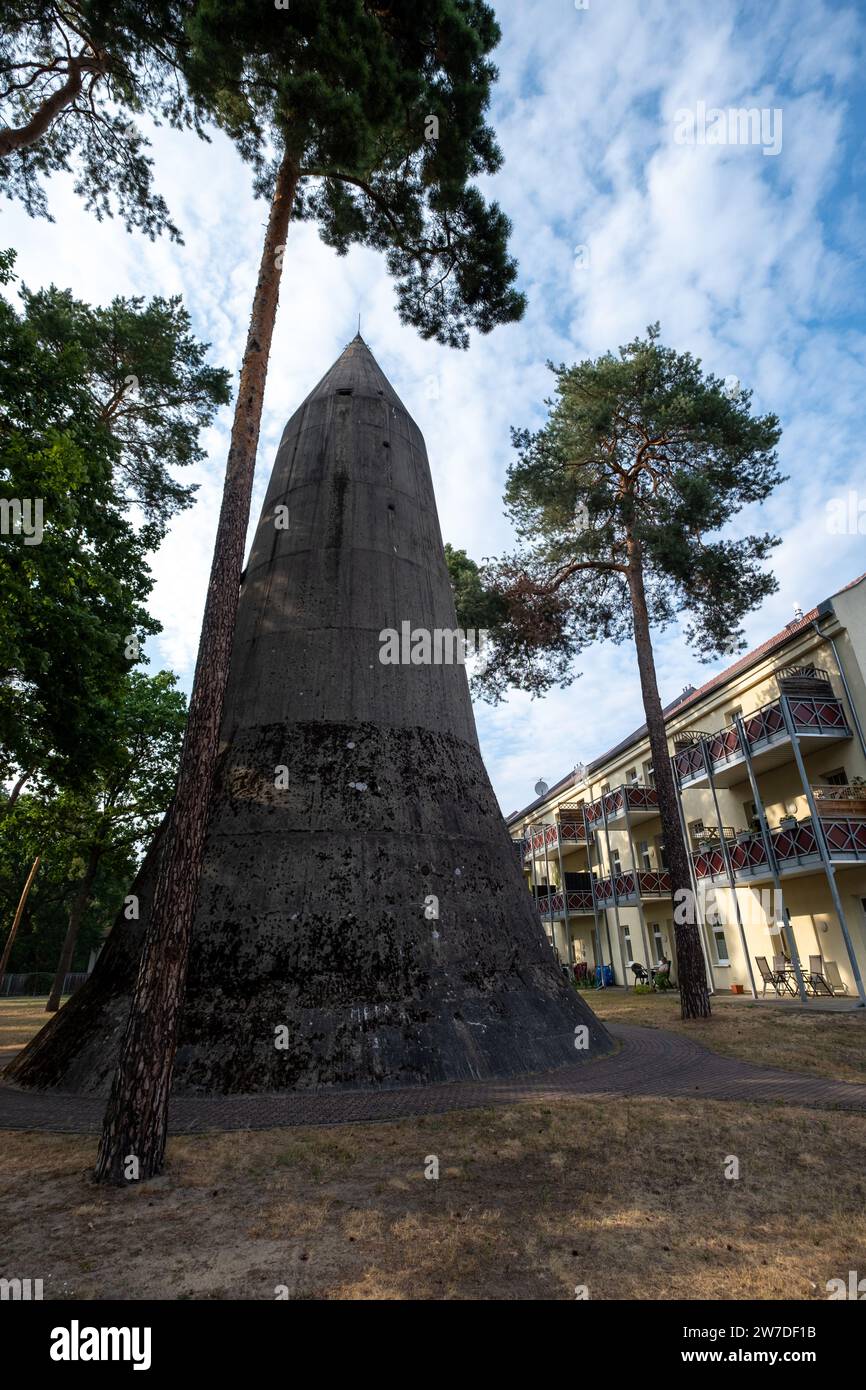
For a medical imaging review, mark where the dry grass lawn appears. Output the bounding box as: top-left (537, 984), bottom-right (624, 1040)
top-left (591, 988), bottom-right (866, 1084)
top-left (0, 996), bottom-right (65, 1062)
top-left (2, 1098), bottom-right (866, 1300)
top-left (3, 995), bottom-right (866, 1299)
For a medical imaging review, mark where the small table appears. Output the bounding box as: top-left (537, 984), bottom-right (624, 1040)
top-left (773, 964), bottom-right (803, 996)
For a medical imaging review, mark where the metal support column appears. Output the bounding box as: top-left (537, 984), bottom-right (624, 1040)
top-left (541, 823), bottom-right (557, 958)
top-left (528, 819), bottom-right (539, 904)
top-left (624, 796), bottom-right (652, 969)
top-left (702, 741), bottom-right (758, 997)
top-left (585, 807), bottom-right (606, 986)
top-left (601, 796), bottom-right (628, 985)
top-left (554, 823), bottom-right (575, 967)
top-left (822, 627), bottom-right (866, 762)
top-left (671, 754), bottom-right (715, 993)
top-left (779, 695), bottom-right (866, 1005)
top-left (735, 713), bottom-right (807, 1002)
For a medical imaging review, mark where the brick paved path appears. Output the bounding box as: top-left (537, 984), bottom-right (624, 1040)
top-left (2, 1022), bottom-right (865, 1134)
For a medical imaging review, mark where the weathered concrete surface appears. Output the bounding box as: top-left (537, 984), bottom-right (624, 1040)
top-left (7, 337), bottom-right (610, 1096)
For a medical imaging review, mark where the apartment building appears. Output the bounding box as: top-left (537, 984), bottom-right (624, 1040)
top-left (507, 572), bottom-right (866, 1002)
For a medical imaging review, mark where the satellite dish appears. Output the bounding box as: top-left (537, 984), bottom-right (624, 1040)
top-left (534, 779), bottom-right (549, 798)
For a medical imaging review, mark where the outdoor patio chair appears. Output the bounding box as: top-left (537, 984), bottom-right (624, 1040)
top-left (807, 955), bottom-right (834, 997)
top-left (823, 960), bottom-right (848, 996)
top-left (630, 962), bottom-right (649, 988)
top-left (755, 955), bottom-right (787, 997)
top-left (651, 959), bottom-right (672, 989)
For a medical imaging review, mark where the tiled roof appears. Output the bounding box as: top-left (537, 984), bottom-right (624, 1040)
top-left (506, 571), bottom-right (866, 826)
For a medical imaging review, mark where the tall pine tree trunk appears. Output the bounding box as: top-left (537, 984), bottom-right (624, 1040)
top-left (94, 149), bottom-right (299, 1183)
top-left (46, 842), bottom-right (102, 1013)
top-left (625, 537), bottom-right (710, 1020)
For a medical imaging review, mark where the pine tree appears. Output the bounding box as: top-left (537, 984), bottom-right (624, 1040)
top-left (0, 1), bottom-right (204, 238)
top-left (449, 325), bottom-right (784, 1019)
top-left (95, 0), bottom-right (526, 1182)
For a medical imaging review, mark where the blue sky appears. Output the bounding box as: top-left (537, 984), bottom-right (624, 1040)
top-left (3, 0), bottom-right (865, 815)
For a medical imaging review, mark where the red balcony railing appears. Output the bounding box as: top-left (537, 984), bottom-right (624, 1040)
top-left (674, 693), bottom-right (848, 783)
top-left (821, 816), bottom-right (866, 859)
top-left (594, 873), bottom-right (633, 904)
top-left (595, 869), bottom-right (672, 902)
top-left (585, 783), bottom-right (658, 825)
top-left (672, 734), bottom-right (705, 781)
top-left (558, 813), bottom-right (589, 844)
top-left (689, 815), bottom-right (866, 880)
top-left (693, 833), bottom-right (769, 880)
top-left (636, 869), bottom-right (672, 897)
top-left (547, 889), bottom-right (595, 915)
top-left (527, 822), bottom-right (560, 854)
top-left (526, 816), bottom-right (588, 854)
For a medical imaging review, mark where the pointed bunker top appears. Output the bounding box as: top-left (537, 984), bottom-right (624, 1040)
top-left (301, 333), bottom-right (408, 413)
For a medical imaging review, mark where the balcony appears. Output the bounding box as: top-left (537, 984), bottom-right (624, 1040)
top-left (813, 782), bottom-right (866, 817)
top-left (525, 812), bottom-right (588, 858)
top-left (674, 685), bottom-right (850, 789)
top-left (558, 804), bottom-right (590, 845)
top-left (543, 888), bottom-right (596, 918)
top-left (692, 814), bottom-right (866, 883)
top-left (594, 868), bottom-right (672, 906)
top-left (585, 782), bottom-right (658, 827)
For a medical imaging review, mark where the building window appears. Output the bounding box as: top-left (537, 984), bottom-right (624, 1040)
top-left (651, 923), bottom-right (665, 959)
top-left (741, 800), bottom-right (761, 833)
top-left (654, 835), bottom-right (668, 868)
top-left (638, 839), bottom-right (652, 870)
top-left (600, 781), bottom-right (610, 795)
top-left (642, 759), bottom-right (655, 787)
top-left (713, 928), bottom-right (730, 965)
top-left (611, 847), bottom-right (622, 873)
top-left (626, 766), bottom-right (638, 784)
top-left (689, 819), bottom-right (706, 848)
top-left (822, 768), bottom-right (848, 786)
top-left (623, 924), bottom-right (634, 961)
top-left (727, 705), bottom-right (743, 725)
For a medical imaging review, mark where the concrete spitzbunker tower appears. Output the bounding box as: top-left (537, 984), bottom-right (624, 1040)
top-left (8, 336), bottom-right (611, 1096)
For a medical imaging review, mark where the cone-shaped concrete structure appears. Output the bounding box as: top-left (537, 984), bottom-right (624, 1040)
top-left (7, 336), bottom-right (611, 1096)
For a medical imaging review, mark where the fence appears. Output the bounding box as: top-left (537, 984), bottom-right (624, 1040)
top-left (0, 971), bottom-right (88, 998)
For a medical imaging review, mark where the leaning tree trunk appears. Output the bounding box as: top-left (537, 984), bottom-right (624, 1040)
top-left (1, 768), bottom-right (32, 818)
top-left (4, 821), bottom-right (166, 1090)
top-left (625, 540), bottom-right (710, 1020)
top-left (46, 842), bottom-right (102, 1013)
top-left (94, 149), bottom-right (299, 1184)
top-left (0, 853), bottom-right (41, 989)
